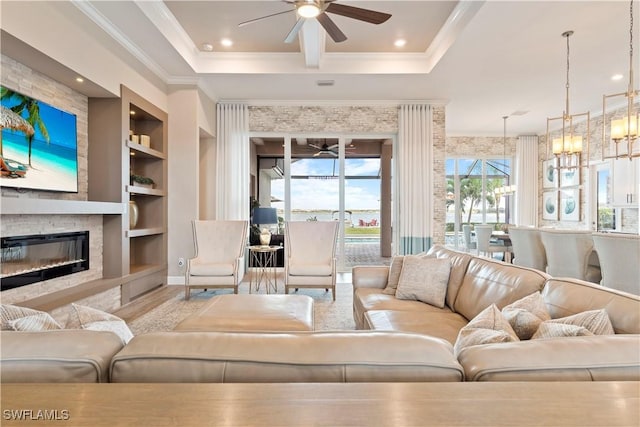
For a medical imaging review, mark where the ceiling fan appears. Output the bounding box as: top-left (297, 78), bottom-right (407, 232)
top-left (309, 141), bottom-right (339, 157)
top-left (238, 0), bottom-right (392, 44)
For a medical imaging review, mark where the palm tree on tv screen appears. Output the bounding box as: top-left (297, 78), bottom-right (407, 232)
top-left (1, 88), bottom-right (50, 167)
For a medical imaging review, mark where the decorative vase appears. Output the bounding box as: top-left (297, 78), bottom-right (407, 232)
top-left (259, 228), bottom-right (271, 246)
top-left (129, 200), bottom-right (139, 229)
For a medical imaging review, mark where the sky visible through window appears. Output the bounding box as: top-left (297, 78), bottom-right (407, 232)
top-left (271, 158), bottom-right (381, 210)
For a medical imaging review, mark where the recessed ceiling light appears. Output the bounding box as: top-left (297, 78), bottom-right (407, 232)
top-left (611, 73), bottom-right (624, 81)
top-left (394, 39), bottom-right (406, 47)
top-left (130, 110), bottom-right (136, 116)
top-left (202, 43), bottom-right (214, 52)
top-left (75, 77), bottom-right (84, 83)
top-left (221, 38), bottom-right (233, 47)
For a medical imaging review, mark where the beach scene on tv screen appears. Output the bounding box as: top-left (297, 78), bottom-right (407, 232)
top-left (0, 86), bottom-right (78, 193)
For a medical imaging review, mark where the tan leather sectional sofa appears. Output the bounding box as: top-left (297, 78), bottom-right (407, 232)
top-left (2, 245), bottom-right (639, 383)
top-left (353, 244), bottom-right (640, 381)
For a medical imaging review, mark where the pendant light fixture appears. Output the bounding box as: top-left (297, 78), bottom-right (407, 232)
top-left (602, 0), bottom-right (639, 160)
top-left (546, 30), bottom-right (590, 170)
top-left (495, 115), bottom-right (516, 197)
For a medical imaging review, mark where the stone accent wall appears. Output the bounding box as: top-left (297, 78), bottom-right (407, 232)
top-left (249, 105), bottom-right (398, 133)
top-left (248, 104), bottom-right (448, 246)
top-left (431, 106), bottom-right (446, 245)
top-left (1, 55), bottom-right (117, 313)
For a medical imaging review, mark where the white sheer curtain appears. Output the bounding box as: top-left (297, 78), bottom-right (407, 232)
top-left (398, 104), bottom-right (433, 254)
top-left (514, 135), bottom-right (539, 226)
top-left (216, 103), bottom-right (249, 220)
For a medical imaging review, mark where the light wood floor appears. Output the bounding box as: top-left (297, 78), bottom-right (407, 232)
top-left (112, 272), bottom-right (354, 323)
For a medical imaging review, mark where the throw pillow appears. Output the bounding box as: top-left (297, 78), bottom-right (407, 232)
top-left (6, 312), bottom-right (62, 331)
top-left (532, 322), bottom-right (594, 339)
top-left (1, 304), bottom-right (61, 331)
top-left (453, 304), bottom-right (519, 357)
top-left (382, 255), bottom-right (404, 295)
top-left (501, 292), bottom-right (551, 340)
top-left (84, 320), bottom-right (134, 344)
top-left (395, 256), bottom-right (451, 308)
top-left (532, 309), bottom-right (614, 339)
top-left (65, 304), bottom-right (134, 344)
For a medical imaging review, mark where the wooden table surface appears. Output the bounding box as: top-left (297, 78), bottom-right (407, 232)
top-left (2, 382), bottom-right (638, 426)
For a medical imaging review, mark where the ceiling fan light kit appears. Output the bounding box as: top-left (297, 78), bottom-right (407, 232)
top-left (297, 1), bottom-right (321, 18)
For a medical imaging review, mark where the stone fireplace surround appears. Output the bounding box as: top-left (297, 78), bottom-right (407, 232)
top-left (1, 55), bottom-right (120, 325)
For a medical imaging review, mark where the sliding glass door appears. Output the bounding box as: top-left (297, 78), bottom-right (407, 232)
top-left (253, 136), bottom-right (389, 271)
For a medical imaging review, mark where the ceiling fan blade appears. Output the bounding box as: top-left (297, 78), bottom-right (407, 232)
top-left (329, 151), bottom-right (338, 157)
top-left (238, 9), bottom-right (294, 27)
top-left (325, 3), bottom-right (391, 25)
top-left (308, 143), bottom-right (322, 150)
top-left (316, 12), bottom-right (347, 43)
top-left (327, 143), bottom-right (339, 150)
top-left (284, 18), bottom-right (306, 43)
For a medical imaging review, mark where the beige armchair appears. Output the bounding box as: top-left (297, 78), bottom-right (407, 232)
top-left (592, 233), bottom-right (640, 295)
top-left (184, 220), bottom-right (248, 300)
top-left (284, 221), bottom-right (339, 301)
top-left (540, 229), bottom-right (601, 283)
top-left (508, 226), bottom-right (547, 271)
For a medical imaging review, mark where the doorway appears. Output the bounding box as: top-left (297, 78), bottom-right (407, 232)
top-left (251, 136), bottom-right (392, 270)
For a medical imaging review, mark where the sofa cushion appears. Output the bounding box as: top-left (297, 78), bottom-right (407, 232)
top-left (458, 335), bottom-right (640, 381)
top-left (501, 292), bottom-right (551, 340)
top-left (395, 256), bottom-right (450, 308)
top-left (453, 257), bottom-right (549, 321)
top-left (1, 330), bottom-right (124, 383)
top-left (353, 288), bottom-right (451, 330)
top-left (1, 304), bottom-right (61, 331)
top-left (426, 245), bottom-right (473, 309)
top-left (110, 331), bottom-right (464, 383)
top-left (453, 304), bottom-right (519, 357)
top-left (365, 310), bottom-right (468, 345)
top-left (542, 278), bottom-right (640, 334)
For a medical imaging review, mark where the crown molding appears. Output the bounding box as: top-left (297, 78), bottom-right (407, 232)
top-left (71, 0), bottom-right (171, 83)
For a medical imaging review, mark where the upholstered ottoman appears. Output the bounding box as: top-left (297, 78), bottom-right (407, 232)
top-left (173, 294), bottom-right (314, 332)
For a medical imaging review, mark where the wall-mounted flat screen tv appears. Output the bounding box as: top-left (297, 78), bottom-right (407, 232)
top-left (1, 86), bottom-right (78, 193)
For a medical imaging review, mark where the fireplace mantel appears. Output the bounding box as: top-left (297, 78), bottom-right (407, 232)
top-left (1, 197), bottom-right (123, 215)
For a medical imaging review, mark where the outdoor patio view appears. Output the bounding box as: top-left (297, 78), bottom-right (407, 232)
top-left (446, 157), bottom-right (513, 249)
top-left (262, 138), bottom-right (386, 270)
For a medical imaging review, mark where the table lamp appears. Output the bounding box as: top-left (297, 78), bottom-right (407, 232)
top-left (252, 207), bottom-right (278, 246)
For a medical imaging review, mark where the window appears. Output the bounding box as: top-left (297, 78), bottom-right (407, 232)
top-left (446, 157), bottom-right (513, 248)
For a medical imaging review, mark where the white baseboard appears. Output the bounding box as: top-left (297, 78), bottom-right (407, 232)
top-left (167, 276), bottom-right (185, 285)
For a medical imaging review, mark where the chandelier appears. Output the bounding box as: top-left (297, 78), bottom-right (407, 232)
top-left (546, 30), bottom-right (590, 170)
top-left (602, 0), bottom-right (639, 160)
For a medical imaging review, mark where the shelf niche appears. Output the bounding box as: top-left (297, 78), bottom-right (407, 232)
top-left (88, 85), bottom-right (168, 304)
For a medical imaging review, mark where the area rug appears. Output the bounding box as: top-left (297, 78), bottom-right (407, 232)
top-left (128, 279), bottom-right (356, 335)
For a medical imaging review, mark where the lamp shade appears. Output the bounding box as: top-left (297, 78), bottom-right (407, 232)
top-left (252, 207), bottom-right (278, 225)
